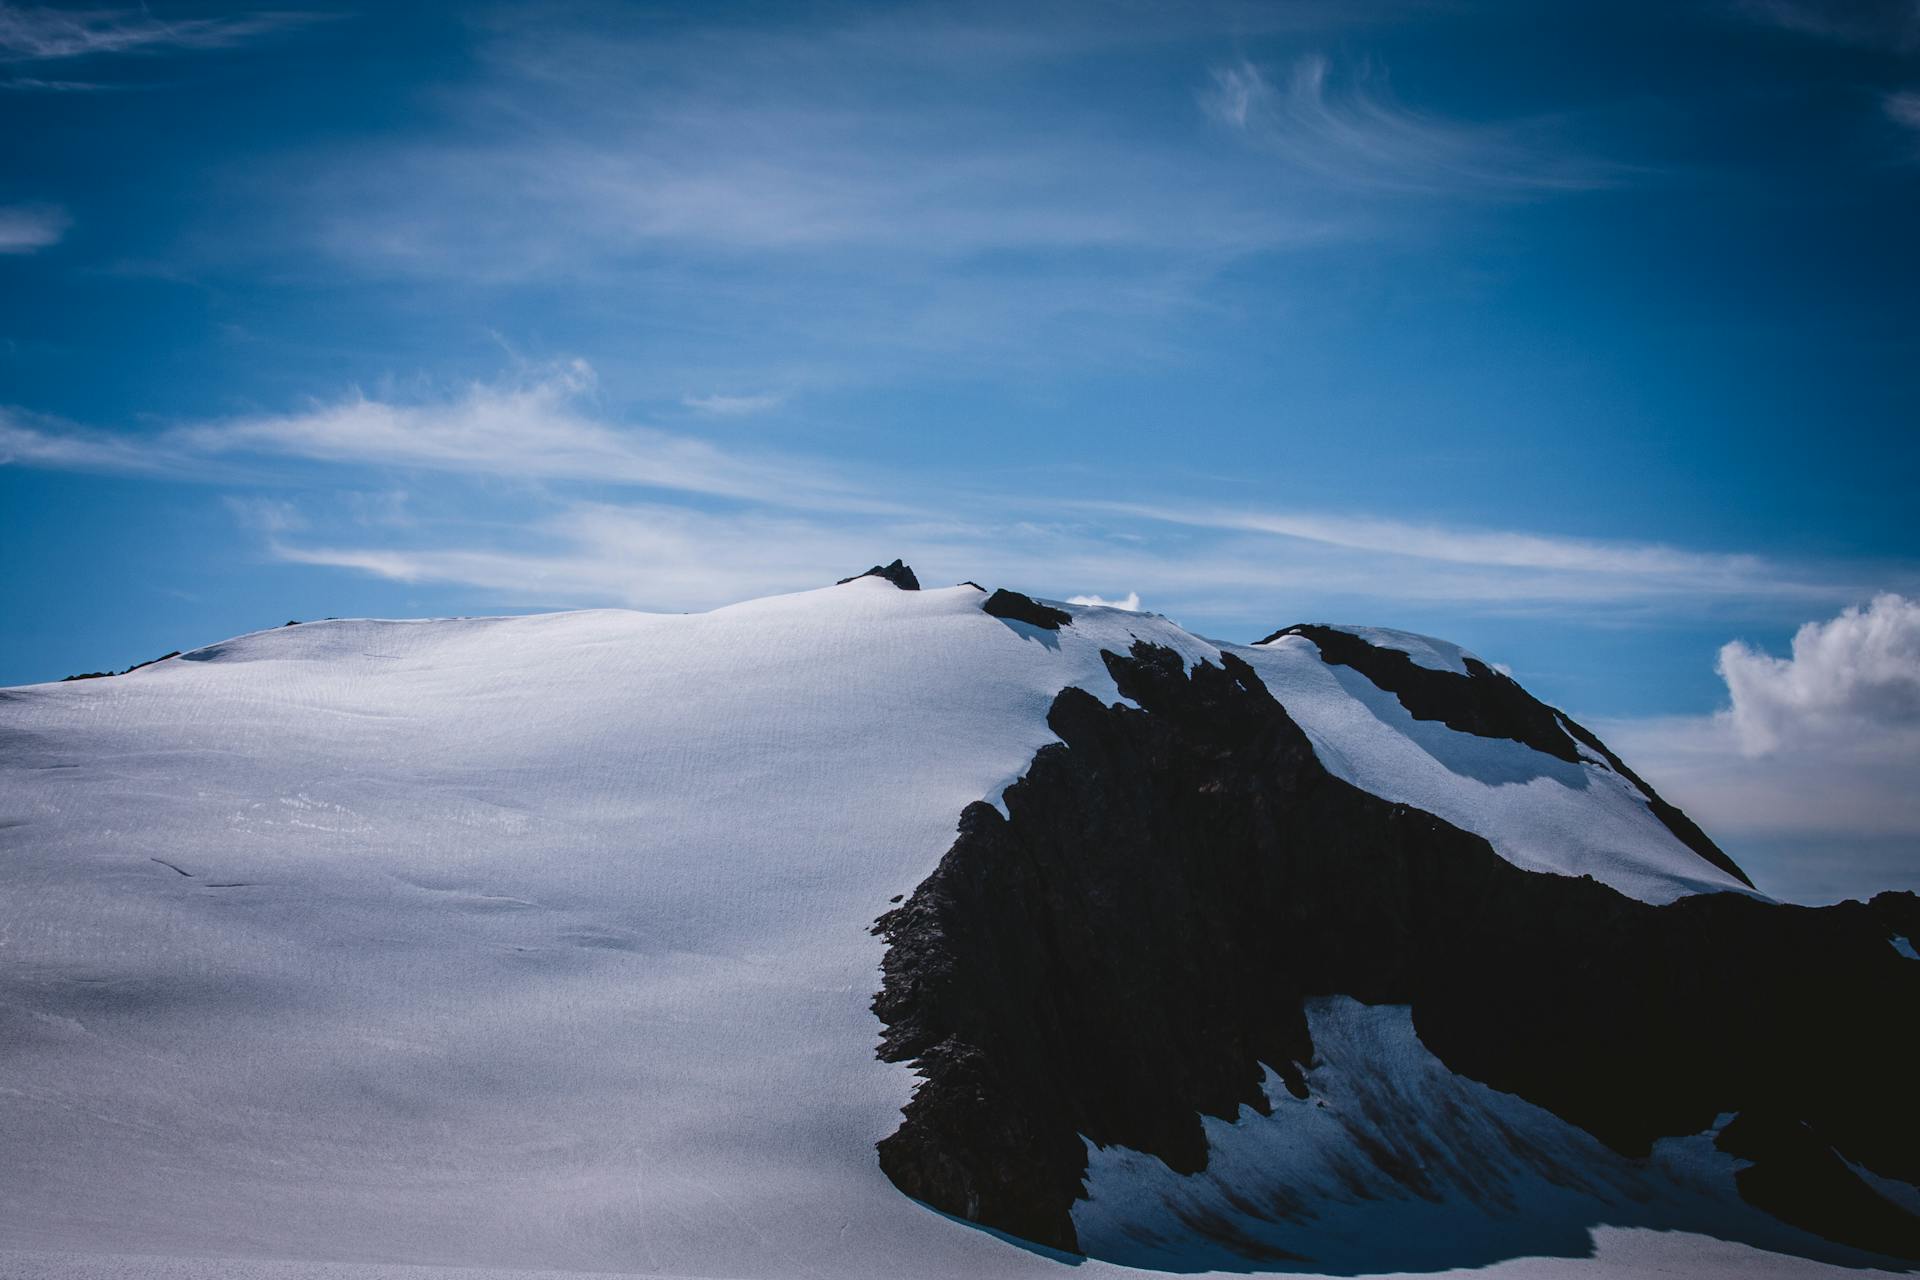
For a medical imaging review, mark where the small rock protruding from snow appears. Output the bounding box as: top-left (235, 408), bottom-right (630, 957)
top-left (982, 589), bottom-right (1073, 631)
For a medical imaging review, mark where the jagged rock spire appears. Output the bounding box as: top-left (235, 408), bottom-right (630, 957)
top-left (837, 559), bottom-right (921, 590)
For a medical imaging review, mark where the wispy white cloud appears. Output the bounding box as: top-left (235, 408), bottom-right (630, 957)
top-left (149, 3), bottom-right (1633, 401)
top-left (3, 360), bottom-right (876, 511)
top-left (0, 406), bottom-right (166, 468)
top-left (9, 362), bottom-right (1912, 625)
top-left (169, 359), bottom-right (812, 502)
top-left (258, 505), bottom-right (1323, 616)
top-left (1087, 501), bottom-right (1855, 604)
top-left (1732, 0), bottom-right (1920, 51)
top-left (0, 203), bottom-right (69, 253)
top-left (682, 393), bottom-right (784, 417)
top-left (271, 501), bottom-right (910, 610)
top-left (0, 74), bottom-right (109, 90)
top-left (1198, 55), bottom-right (1623, 196)
top-left (310, 115), bottom-right (1318, 275)
top-left (223, 495), bottom-right (308, 535)
top-left (279, 9), bottom-right (1424, 292)
top-left (0, 5), bottom-right (319, 62)
top-left (241, 485), bottom-right (1908, 624)
top-left (1886, 90), bottom-right (1920, 150)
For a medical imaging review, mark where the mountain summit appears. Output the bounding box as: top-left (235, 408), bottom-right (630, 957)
top-left (1, 569), bottom-right (1913, 1278)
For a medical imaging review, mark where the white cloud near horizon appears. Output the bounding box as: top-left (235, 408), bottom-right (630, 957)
top-left (1718, 593), bottom-right (1920, 755)
top-left (0, 203), bottom-right (68, 253)
top-left (1602, 595), bottom-right (1920, 899)
top-left (1199, 55), bottom-right (1622, 196)
top-left (1067, 592), bottom-right (1143, 612)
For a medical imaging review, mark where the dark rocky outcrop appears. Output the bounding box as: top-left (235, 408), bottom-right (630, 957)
top-left (838, 560), bottom-right (921, 590)
top-left (61, 650), bottom-right (181, 682)
top-left (1260, 624), bottom-right (1751, 887)
top-left (1718, 1109), bottom-right (1920, 1259)
top-left (872, 643), bottom-right (1918, 1259)
top-left (981, 589), bottom-right (1072, 630)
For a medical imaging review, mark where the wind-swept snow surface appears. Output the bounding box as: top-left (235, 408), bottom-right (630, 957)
top-left (0, 581), bottom-right (1217, 1277)
top-left (0, 579), bottom-right (1888, 1278)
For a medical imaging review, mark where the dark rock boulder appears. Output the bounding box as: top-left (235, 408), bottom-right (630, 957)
top-left (981, 589), bottom-right (1072, 631)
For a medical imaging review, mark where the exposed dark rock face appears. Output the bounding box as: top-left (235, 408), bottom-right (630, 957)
top-left (1261, 624), bottom-right (1751, 887)
top-left (1718, 1109), bottom-right (1920, 1259)
top-left (981, 589), bottom-right (1072, 630)
top-left (838, 560), bottom-right (921, 590)
top-left (872, 643), bottom-right (1918, 1260)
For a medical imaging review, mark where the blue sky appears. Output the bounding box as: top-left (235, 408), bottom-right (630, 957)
top-left (2, 0), bottom-right (1917, 901)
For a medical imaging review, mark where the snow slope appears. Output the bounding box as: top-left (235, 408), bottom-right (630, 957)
top-left (0, 581), bottom-right (1218, 1277)
top-left (0, 578), bottom-right (1838, 1278)
top-left (1241, 635), bottom-right (1755, 904)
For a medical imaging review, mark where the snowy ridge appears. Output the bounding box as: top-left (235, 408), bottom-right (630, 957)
top-left (1238, 635), bottom-right (1756, 904)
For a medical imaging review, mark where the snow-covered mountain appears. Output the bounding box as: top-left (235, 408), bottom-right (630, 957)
top-left (1, 565), bottom-right (1914, 1279)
